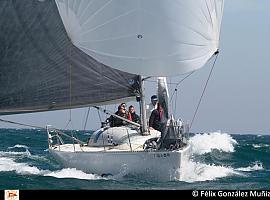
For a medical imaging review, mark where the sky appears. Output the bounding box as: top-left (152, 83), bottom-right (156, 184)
top-left (1, 0), bottom-right (270, 134)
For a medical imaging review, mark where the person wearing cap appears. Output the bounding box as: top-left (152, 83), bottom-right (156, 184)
top-left (146, 95), bottom-right (158, 121)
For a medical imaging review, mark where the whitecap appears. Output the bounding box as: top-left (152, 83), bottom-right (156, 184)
top-left (0, 156), bottom-right (103, 180)
top-left (0, 150), bottom-right (31, 157)
top-left (178, 158), bottom-right (242, 182)
top-left (44, 168), bottom-right (103, 180)
top-left (0, 148), bottom-right (48, 162)
top-left (189, 131), bottom-right (238, 155)
top-left (236, 161), bottom-right (264, 172)
top-left (8, 144), bottom-right (29, 149)
top-left (252, 144), bottom-right (269, 148)
top-left (0, 157), bottom-right (41, 175)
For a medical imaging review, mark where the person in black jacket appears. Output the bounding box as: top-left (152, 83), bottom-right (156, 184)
top-left (149, 103), bottom-right (164, 132)
top-left (128, 105), bottom-right (140, 124)
top-left (106, 104), bottom-right (129, 127)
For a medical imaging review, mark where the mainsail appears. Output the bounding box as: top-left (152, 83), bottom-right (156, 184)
top-left (0, 0), bottom-right (139, 115)
top-left (55, 0), bottom-right (224, 76)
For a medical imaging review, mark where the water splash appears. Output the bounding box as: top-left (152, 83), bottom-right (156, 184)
top-left (0, 146), bottom-right (104, 180)
top-left (44, 168), bottom-right (103, 180)
top-left (178, 157), bottom-right (242, 182)
top-left (110, 164), bottom-right (129, 180)
top-left (189, 131), bottom-right (238, 155)
top-left (0, 156), bottom-right (104, 180)
top-left (176, 131), bottom-right (241, 182)
top-left (0, 157), bottom-right (41, 175)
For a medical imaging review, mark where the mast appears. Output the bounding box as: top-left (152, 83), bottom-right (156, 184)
top-left (139, 76), bottom-right (148, 135)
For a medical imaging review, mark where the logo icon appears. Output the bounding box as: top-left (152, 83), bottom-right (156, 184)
top-left (128, 79), bottom-right (135, 85)
top-left (5, 190), bottom-right (19, 200)
top-left (192, 190), bottom-right (198, 197)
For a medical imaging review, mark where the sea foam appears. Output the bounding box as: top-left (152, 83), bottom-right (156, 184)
top-left (44, 168), bottom-right (103, 180)
top-left (0, 156), bottom-right (103, 180)
top-left (236, 161), bottom-right (264, 172)
top-left (179, 158), bottom-right (242, 182)
top-left (252, 144), bottom-right (269, 148)
top-left (177, 131), bottom-right (241, 182)
top-left (189, 131), bottom-right (238, 155)
top-left (0, 157), bottom-right (41, 175)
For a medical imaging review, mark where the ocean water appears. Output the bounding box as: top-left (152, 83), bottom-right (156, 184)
top-left (0, 128), bottom-right (270, 190)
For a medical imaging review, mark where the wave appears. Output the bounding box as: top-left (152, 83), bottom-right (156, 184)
top-left (177, 132), bottom-right (268, 182)
top-left (1, 146), bottom-right (52, 166)
top-left (1, 144), bottom-right (32, 157)
top-left (176, 131), bottom-right (243, 182)
top-left (0, 157), bottom-right (41, 175)
top-left (83, 132), bottom-right (92, 136)
top-left (0, 150), bottom-right (31, 157)
top-left (189, 131), bottom-right (238, 155)
top-left (0, 144), bottom-right (105, 180)
top-left (8, 144), bottom-right (29, 149)
top-left (236, 161), bottom-right (264, 172)
top-left (178, 157), bottom-right (243, 182)
top-left (252, 144), bottom-right (269, 148)
top-left (0, 156), bottom-right (104, 180)
top-left (44, 168), bottom-right (103, 180)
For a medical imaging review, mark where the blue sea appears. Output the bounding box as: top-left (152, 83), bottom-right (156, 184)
top-left (0, 128), bottom-right (270, 190)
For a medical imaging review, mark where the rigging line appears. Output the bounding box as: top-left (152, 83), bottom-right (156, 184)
top-left (0, 118), bottom-right (45, 129)
top-left (64, 119), bottom-right (71, 130)
top-left (174, 89), bottom-right (178, 117)
top-left (190, 52), bottom-right (219, 130)
top-left (97, 108), bottom-right (102, 123)
top-left (65, 40), bottom-right (74, 131)
top-left (126, 127), bottom-right (132, 152)
top-left (170, 71), bottom-right (195, 103)
top-left (64, 44), bottom-right (76, 140)
top-left (83, 107), bottom-right (91, 131)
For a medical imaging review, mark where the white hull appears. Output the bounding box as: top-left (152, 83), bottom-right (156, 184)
top-left (49, 144), bottom-right (191, 181)
top-left (47, 126), bottom-right (191, 181)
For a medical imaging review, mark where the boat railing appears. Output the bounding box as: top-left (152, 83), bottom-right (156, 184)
top-left (46, 125), bottom-right (85, 151)
top-left (183, 122), bottom-right (190, 142)
top-left (161, 119), bottom-right (189, 150)
top-left (171, 119), bottom-right (189, 141)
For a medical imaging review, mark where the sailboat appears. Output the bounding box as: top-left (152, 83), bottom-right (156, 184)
top-left (0, 0), bottom-right (224, 181)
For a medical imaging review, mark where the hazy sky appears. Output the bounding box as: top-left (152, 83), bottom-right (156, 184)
top-left (1, 0), bottom-right (270, 134)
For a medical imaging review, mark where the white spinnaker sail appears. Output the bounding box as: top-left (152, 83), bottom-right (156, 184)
top-left (55, 0), bottom-right (224, 76)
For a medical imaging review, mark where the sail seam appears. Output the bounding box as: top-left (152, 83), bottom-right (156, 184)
top-left (80, 0), bottom-right (113, 27)
top-left (81, 8), bottom-right (138, 36)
